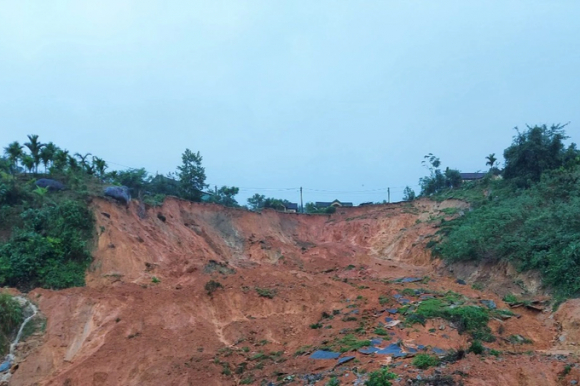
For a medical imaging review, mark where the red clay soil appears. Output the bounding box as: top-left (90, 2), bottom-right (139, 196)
top-left (6, 197), bottom-right (580, 386)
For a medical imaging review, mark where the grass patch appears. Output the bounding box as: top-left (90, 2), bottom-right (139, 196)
top-left (374, 327), bottom-right (389, 336)
top-left (412, 354), bottom-right (440, 369)
top-left (334, 334), bottom-right (371, 353)
top-left (294, 345), bottom-right (312, 356)
top-left (255, 287), bottom-right (276, 299)
top-left (365, 367), bottom-right (396, 386)
top-left (406, 296), bottom-right (494, 341)
top-left (205, 280), bottom-right (223, 295)
top-left (468, 340), bottom-right (484, 354)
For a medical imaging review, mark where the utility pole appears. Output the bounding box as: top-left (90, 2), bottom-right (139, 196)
top-left (388, 187), bottom-right (390, 203)
top-left (300, 187), bottom-right (304, 213)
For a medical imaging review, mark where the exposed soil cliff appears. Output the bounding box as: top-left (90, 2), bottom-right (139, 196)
top-left (7, 197), bottom-right (580, 385)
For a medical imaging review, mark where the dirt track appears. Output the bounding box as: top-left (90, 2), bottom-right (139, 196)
top-left (8, 198), bottom-right (580, 385)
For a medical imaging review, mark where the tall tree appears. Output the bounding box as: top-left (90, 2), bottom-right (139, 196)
top-left (24, 135), bottom-right (44, 174)
top-left (40, 142), bottom-right (58, 174)
top-left (4, 141), bottom-right (23, 174)
top-left (67, 154), bottom-right (80, 171)
top-left (402, 186), bottom-right (416, 201)
top-left (210, 186), bottom-right (239, 207)
top-left (247, 193), bottom-right (266, 210)
top-left (51, 149), bottom-right (69, 174)
top-left (177, 149), bottom-right (208, 202)
top-left (485, 153), bottom-right (497, 169)
top-left (503, 124), bottom-right (578, 187)
top-left (21, 154), bottom-right (35, 174)
top-left (74, 153), bottom-right (92, 173)
top-left (419, 154), bottom-right (462, 196)
top-left (110, 168), bottom-right (148, 196)
top-left (92, 156), bottom-right (108, 179)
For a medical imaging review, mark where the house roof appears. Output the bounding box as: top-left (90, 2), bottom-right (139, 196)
top-left (316, 200), bottom-right (353, 208)
top-left (285, 202), bottom-right (299, 210)
top-left (460, 173), bottom-right (486, 180)
top-left (315, 202), bottom-right (332, 208)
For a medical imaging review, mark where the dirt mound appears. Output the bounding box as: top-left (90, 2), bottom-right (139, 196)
top-left (8, 197), bottom-right (578, 386)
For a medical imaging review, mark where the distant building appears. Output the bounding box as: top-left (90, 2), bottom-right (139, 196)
top-left (283, 202), bottom-right (299, 213)
top-left (460, 173), bottom-right (486, 181)
top-left (315, 199), bottom-right (354, 208)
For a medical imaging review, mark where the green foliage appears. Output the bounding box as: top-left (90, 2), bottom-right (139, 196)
top-left (0, 292), bottom-right (23, 355)
top-left (485, 153), bottom-right (497, 169)
top-left (402, 186), bottom-right (416, 201)
top-left (374, 327), bottom-right (388, 336)
top-left (419, 154), bottom-right (462, 196)
top-left (365, 367), bottom-right (396, 386)
top-left (412, 354), bottom-right (440, 369)
top-left (205, 280), bottom-right (223, 295)
top-left (326, 377), bottom-right (340, 386)
top-left (334, 334), bottom-right (371, 352)
top-left (407, 296), bottom-right (493, 341)
top-left (489, 349), bottom-right (502, 357)
top-left (503, 124), bottom-right (578, 187)
top-left (240, 376), bottom-right (254, 384)
top-left (502, 294), bottom-right (518, 303)
top-left (109, 168), bottom-right (149, 196)
top-left (143, 194), bottom-right (166, 207)
top-left (0, 200), bottom-right (95, 290)
top-left (151, 276), bottom-right (160, 284)
top-left (310, 323), bottom-right (323, 329)
top-left (435, 163), bottom-right (580, 297)
top-left (247, 194), bottom-right (266, 211)
top-left (255, 287), bottom-right (276, 299)
top-left (305, 202), bottom-right (336, 214)
top-left (468, 340), bottom-right (484, 355)
top-left (177, 149), bottom-right (208, 202)
top-left (209, 186), bottom-right (239, 207)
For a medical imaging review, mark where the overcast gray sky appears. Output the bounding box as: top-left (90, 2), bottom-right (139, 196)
top-left (1, 1), bottom-right (579, 204)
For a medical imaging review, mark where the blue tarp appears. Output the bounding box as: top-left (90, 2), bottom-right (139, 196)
top-left (310, 350), bottom-right (341, 360)
top-left (337, 356), bottom-right (355, 365)
top-left (358, 347), bottom-right (379, 354)
top-left (399, 277), bottom-right (422, 283)
top-left (0, 359), bottom-right (11, 372)
top-left (376, 344), bottom-right (406, 357)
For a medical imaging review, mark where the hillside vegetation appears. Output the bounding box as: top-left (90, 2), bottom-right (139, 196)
top-left (423, 125), bottom-right (580, 298)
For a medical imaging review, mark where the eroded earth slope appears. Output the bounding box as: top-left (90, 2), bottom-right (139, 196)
top-left (7, 198), bottom-right (580, 385)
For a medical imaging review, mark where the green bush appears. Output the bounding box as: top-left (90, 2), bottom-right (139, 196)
top-left (255, 287), bottom-right (276, 299)
top-left (205, 280), bottom-right (223, 295)
top-left (412, 354), bottom-right (440, 369)
top-left (430, 125), bottom-right (580, 297)
top-left (435, 165), bottom-right (580, 297)
top-left (326, 377), bottom-right (340, 386)
top-left (0, 200), bottom-right (94, 290)
top-left (335, 334), bottom-right (371, 352)
top-left (468, 340), bottom-right (484, 355)
top-left (365, 367), bottom-right (396, 386)
top-left (406, 298), bottom-right (493, 341)
top-left (0, 292), bottom-right (23, 355)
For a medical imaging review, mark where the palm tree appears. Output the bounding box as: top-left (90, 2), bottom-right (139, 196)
top-left (92, 156), bottom-right (108, 179)
top-left (40, 142), bottom-right (58, 174)
top-left (74, 152), bottom-right (92, 173)
top-left (67, 155), bottom-right (80, 171)
top-left (21, 154), bottom-right (35, 174)
top-left (4, 141), bottom-right (23, 174)
top-left (52, 149), bottom-right (69, 173)
top-left (24, 134), bottom-right (44, 174)
top-left (485, 153), bottom-right (497, 169)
